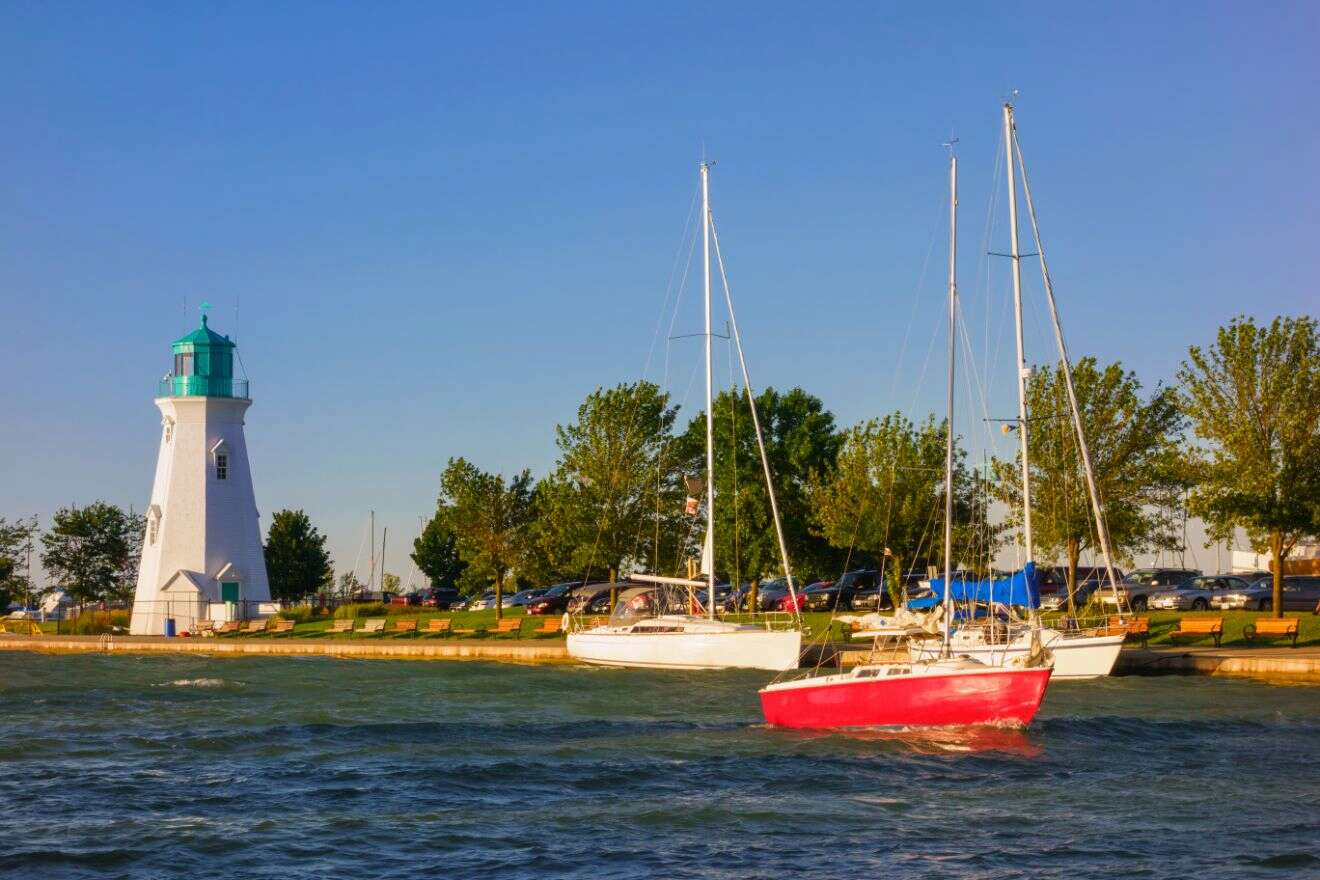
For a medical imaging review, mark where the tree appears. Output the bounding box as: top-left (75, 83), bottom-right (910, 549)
top-left (675, 387), bottom-right (842, 586)
top-left (810, 413), bottom-right (984, 600)
top-left (0, 515), bottom-right (39, 611)
top-left (439, 457), bottom-right (535, 619)
top-left (263, 509), bottom-right (333, 602)
top-left (1179, 315), bottom-right (1320, 617)
top-left (992, 358), bottom-right (1186, 613)
top-left (536, 382), bottom-right (680, 601)
top-left (337, 571), bottom-right (364, 599)
top-left (40, 502), bottom-right (138, 609)
top-left (411, 513), bottom-right (466, 589)
top-left (381, 572), bottom-right (401, 594)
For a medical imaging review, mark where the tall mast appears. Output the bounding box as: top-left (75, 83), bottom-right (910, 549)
top-left (1010, 119), bottom-right (1124, 605)
top-left (370, 510), bottom-right (376, 593)
top-left (701, 161), bottom-right (716, 620)
top-left (941, 152), bottom-right (958, 656)
top-left (1004, 102), bottom-right (1034, 563)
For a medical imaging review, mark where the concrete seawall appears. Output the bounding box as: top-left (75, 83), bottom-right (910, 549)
top-left (1114, 646), bottom-right (1320, 683)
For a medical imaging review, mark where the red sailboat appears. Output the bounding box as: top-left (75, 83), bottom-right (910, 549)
top-left (760, 139), bottom-right (1053, 730)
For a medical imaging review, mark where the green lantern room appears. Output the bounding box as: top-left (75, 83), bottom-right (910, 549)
top-left (158, 308), bottom-right (249, 399)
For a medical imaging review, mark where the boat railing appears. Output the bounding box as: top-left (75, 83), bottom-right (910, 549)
top-left (716, 610), bottom-right (800, 632)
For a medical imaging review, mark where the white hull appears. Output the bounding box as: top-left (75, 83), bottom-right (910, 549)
top-left (911, 628), bottom-right (1123, 679)
top-left (567, 617), bottom-right (801, 671)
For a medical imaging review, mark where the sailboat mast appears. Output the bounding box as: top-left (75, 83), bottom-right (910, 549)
top-left (701, 161), bottom-right (716, 620)
top-left (1003, 102), bottom-right (1034, 562)
top-left (1010, 122), bottom-right (1124, 605)
top-left (941, 153), bottom-right (958, 656)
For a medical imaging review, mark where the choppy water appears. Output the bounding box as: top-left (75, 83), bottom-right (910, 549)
top-left (1, 654), bottom-right (1318, 880)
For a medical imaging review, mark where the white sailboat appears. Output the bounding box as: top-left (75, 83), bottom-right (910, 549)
top-left (567, 162), bottom-right (803, 672)
top-left (909, 102), bottom-right (1124, 680)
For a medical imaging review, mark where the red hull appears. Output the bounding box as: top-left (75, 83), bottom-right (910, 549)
top-left (760, 666), bottom-right (1052, 729)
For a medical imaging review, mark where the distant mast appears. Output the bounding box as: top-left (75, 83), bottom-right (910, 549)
top-left (700, 160), bottom-right (716, 620)
top-left (942, 150), bottom-right (958, 656)
top-left (1004, 102), bottom-right (1034, 564)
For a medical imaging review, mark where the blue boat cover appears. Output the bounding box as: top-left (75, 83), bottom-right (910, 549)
top-left (909, 562), bottom-right (1040, 610)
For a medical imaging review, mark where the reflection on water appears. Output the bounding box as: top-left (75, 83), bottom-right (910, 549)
top-left (1, 654), bottom-right (1318, 880)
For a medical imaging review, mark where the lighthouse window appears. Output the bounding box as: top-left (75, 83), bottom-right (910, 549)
top-left (216, 454), bottom-right (228, 481)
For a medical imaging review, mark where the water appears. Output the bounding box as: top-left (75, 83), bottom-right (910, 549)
top-left (2, 654), bottom-right (1318, 880)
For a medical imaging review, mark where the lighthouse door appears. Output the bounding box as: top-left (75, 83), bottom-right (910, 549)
top-left (221, 581), bottom-right (240, 619)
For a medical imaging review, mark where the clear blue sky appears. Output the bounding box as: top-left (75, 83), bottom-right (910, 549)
top-left (3, 2), bottom-right (1316, 583)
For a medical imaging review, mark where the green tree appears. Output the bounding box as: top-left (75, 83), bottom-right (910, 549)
top-left (40, 502), bottom-right (137, 609)
top-left (1179, 315), bottom-right (1320, 617)
top-left (537, 382), bottom-right (679, 602)
top-left (992, 358), bottom-right (1187, 613)
top-left (0, 515), bottom-right (40, 610)
top-left (675, 387), bottom-right (841, 586)
top-left (439, 457), bottom-right (535, 619)
top-left (809, 413), bottom-right (983, 599)
top-left (337, 571), bottom-right (364, 599)
top-left (411, 513), bottom-right (466, 589)
top-left (263, 509), bottom-right (333, 602)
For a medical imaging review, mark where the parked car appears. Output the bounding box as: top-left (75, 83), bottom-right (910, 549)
top-left (421, 587), bottom-right (461, 609)
top-left (1038, 566), bottom-right (1126, 611)
top-left (569, 587), bottom-right (612, 614)
top-left (503, 588), bottom-right (548, 609)
top-left (466, 591), bottom-right (499, 611)
top-left (804, 570), bottom-right (880, 612)
top-left (522, 585), bottom-right (575, 620)
top-left (388, 592), bottom-right (423, 606)
top-left (1148, 574), bottom-right (1252, 611)
top-left (728, 577), bottom-right (799, 612)
top-left (1102, 568), bottom-right (1200, 611)
top-left (1212, 575), bottom-right (1320, 612)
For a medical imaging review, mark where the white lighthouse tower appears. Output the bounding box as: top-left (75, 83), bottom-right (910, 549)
top-left (129, 308), bottom-right (271, 635)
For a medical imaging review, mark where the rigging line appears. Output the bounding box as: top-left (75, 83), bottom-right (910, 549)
top-left (727, 332), bottom-right (741, 591)
top-left (640, 183), bottom-right (702, 382)
top-left (709, 213), bottom-right (803, 620)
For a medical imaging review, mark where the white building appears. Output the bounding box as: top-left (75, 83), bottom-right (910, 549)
top-left (129, 313), bottom-right (272, 635)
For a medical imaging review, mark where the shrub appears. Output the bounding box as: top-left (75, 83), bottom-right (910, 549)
top-left (333, 603), bottom-right (387, 619)
top-left (69, 609), bottom-right (130, 635)
top-left (277, 606), bottom-right (316, 623)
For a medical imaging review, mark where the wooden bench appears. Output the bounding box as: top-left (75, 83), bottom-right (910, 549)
top-left (390, 618), bottom-right (418, 637)
top-left (243, 619), bottom-right (270, 635)
top-left (491, 618), bottom-right (522, 638)
top-left (215, 620), bottom-right (242, 636)
top-left (1107, 615), bottom-right (1150, 647)
top-left (359, 618), bottom-right (386, 636)
top-left (531, 618), bottom-right (562, 637)
top-left (425, 618), bottom-right (452, 636)
top-left (328, 619), bottom-right (354, 635)
top-left (1167, 616), bottom-right (1224, 648)
top-left (1244, 617), bottom-right (1300, 648)
top-left (271, 618), bottom-right (296, 635)
top-left (192, 620), bottom-right (216, 637)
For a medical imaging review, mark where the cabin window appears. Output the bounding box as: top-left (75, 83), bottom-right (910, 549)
top-left (174, 353), bottom-right (194, 376)
top-left (216, 453), bottom-right (228, 481)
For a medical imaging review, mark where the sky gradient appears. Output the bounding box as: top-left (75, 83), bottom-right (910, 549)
top-left (3, 2), bottom-right (1316, 585)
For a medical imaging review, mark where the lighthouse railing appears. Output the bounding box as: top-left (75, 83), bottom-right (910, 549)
top-left (156, 376), bottom-right (250, 399)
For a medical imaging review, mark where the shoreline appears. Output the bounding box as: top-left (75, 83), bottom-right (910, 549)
top-left (4, 634), bottom-right (1320, 682)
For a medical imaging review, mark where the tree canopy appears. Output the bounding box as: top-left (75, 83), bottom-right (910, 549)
top-left (439, 457), bottom-right (535, 617)
top-left (411, 513), bottom-right (466, 590)
top-left (40, 502), bottom-right (142, 607)
top-left (992, 357), bottom-right (1186, 611)
top-left (0, 515), bottom-right (39, 611)
top-left (263, 509), bottom-right (334, 602)
top-left (1179, 315), bottom-right (1320, 615)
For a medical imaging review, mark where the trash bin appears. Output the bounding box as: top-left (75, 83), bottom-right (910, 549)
top-left (164, 618), bottom-right (176, 637)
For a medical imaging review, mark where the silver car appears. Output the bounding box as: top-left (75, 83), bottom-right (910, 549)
top-left (1148, 575), bottom-right (1252, 611)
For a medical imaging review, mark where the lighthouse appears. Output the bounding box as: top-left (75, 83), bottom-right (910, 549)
top-left (129, 309), bottom-right (271, 635)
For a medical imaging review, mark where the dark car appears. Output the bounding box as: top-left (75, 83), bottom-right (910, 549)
top-left (1103, 568), bottom-right (1199, 611)
top-left (422, 587), bottom-right (461, 609)
top-left (1037, 566), bottom-right (1126, 611)
top-left (525, 583), bottom-right (580, 615)
top-left (503, 588), bottom-right (548, 609)
top-left (804, 570), bottom-right (881, 612)
top-left (1213, 574), bottom-right (1320, 612)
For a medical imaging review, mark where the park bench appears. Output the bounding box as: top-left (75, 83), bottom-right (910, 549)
top-left (390, 618), bottom-right (418, 637)
top-left (1167, 616), bottom-right (1224, 648)
top-left (425, 618), bottom-right (452, 636)
top-left (359, 618), bottom-right (386, 636)
top-left (328, 619), bottom-right (354, 635)
top-left (271, 619), bottom-right (295, 636)
top-left (192, 620), bottom-right (216, 637)
top-left (1107, 615), bottom-right (1150, 647)
top-left (1243, 617), bottom-right (1300, 648)
top-left (531, 618), bottom-right (562, 637)
top-left (242, 619), bottom-right (270, 635)
top-left (215, 621), bottom-right (242, 635)
top-left (491, 619), bottom-right (522, 639)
